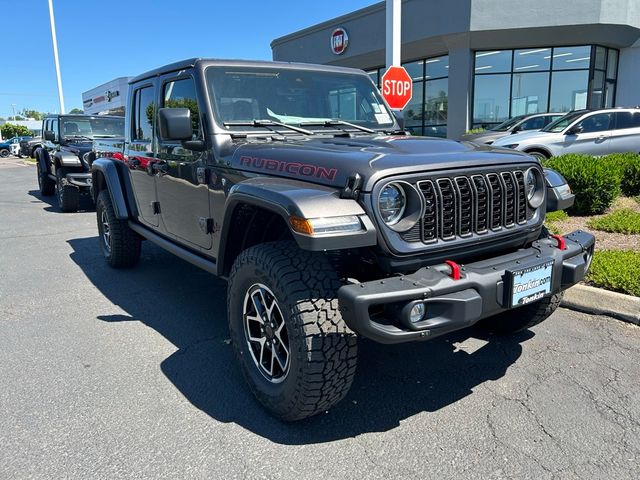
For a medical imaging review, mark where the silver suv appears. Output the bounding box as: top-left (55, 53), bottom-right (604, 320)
top-left (460, 113), bottom-right (564, 145)
top-left (492, 108), bottom-right (640, 159)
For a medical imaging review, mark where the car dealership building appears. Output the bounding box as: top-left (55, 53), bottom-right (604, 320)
top-left (271, 0), bottom-right (640, 139)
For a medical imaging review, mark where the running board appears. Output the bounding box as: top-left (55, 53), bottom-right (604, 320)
top-left (128, 221), bottom-right (218, 275)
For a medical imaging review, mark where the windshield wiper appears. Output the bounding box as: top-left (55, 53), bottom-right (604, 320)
top-left (299, 119), bottom-right (376, 134)
top-left (223, 119), bottom-right (313, 135)
top-left (64, 135), bottom-right (93, 141)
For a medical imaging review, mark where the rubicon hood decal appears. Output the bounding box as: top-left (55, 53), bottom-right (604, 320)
top-left (226, 135), bottom-right (535, 191)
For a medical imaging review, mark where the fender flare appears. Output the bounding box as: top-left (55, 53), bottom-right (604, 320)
top-left (91, 159), bottom-right (131, 220)
top-left (36, 148), bottom-right (50, 175)
top-left (218, 178), bottom-right (377, 268)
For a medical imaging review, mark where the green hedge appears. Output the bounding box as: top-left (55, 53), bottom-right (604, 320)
top-left (544, 154), bottom-right (621, 215)
top-left (587, 208), bottom-right (640, 234)
top-left (587, 250), bottom-right (640, 297)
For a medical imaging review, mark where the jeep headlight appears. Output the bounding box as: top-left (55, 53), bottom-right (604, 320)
top-left (525, 167), bottom-right (545, 208)
top-left (378, 183), bottom-right (406, 225)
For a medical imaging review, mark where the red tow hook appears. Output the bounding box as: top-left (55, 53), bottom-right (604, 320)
top-left (444, 260), bottom-right (461, 280)
top-left (550, 234), bottom-right (566, 250)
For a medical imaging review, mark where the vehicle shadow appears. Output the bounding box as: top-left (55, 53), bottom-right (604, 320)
top-left (68, 236), bottom-right (533, 444)
top-left (28, 189), bottom-right (95, 213)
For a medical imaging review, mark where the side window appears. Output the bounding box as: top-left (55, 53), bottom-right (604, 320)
top-left (132, 86), bottom-right (155, 142)
top-left (519, 116), bottom-right (545, 131)
top-left (162, 77), bottom-right (201, 140)
top-left (51, 119), bottom-right (59, 141)
top-left (576, 113), bottom-right (613, 133)
top-left (614, 112), bottom-right (640, 130)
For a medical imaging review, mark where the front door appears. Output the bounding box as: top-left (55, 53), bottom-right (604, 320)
top-left (127, 83), bottom-right (159, 227)
top-left (155, 75), bottom-right (212, 250)
top-left (560, 112), bottom-right (613, 156)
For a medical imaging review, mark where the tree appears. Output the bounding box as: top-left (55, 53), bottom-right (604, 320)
top-left (69, 108), bottom-right (84, 114)
top-left (1, 123), bottom-right (33, 139)
top-left (20, 109), bottom-right (43, 121)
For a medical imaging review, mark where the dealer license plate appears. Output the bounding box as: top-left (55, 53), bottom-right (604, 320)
top-left (508, 260), bottom-right (553, 307)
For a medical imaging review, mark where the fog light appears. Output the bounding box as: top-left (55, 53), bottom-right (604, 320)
top-left (409, 303), bottom-right (426, 323)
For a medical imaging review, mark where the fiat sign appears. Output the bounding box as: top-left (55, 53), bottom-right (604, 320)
top-left (331, 28), bottom-right (349, 55)
top-left (381, 66), bottom-right (413, 110)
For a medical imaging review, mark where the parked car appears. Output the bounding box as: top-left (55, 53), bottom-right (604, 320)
top-left (35, 114), bottom-right (124, 211)
top-left (19, 137), bottom-right (42, 158)
top-left (492, 108), bottom-right (640, 159)
top-left (0, 136), bottom-right (32, 157)
top-left (90, 58), bottom-right (593, 421)
top-left (461, 113), bottom-right (565, 145)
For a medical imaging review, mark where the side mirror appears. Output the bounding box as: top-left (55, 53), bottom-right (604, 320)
top-left (511, 125), bottom-right (521, 134)
top-left (392, 110), bottom-right (405, 131)
top-left (566, 125), bottom-right (583, 135)
top-left (44, 130), bottom-right (55, 141)
top-left (158, 108), bottom-right (193, 141)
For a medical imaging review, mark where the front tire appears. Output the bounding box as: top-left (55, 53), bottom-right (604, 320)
top-left (227, 241), bottom-right (358, 421)
top-left (96, 190), bottom-right (141, 268)
top-left (56, 168), bottom-right (80, 212)
top-left (0, 148), bottom-right (9, 158)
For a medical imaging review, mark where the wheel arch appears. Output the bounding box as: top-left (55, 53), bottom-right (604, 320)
top-left (91, 158), bottom-right (136, 220)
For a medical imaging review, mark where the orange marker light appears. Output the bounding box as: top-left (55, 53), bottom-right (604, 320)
top-left (289, 216), bottom-right (314, 235)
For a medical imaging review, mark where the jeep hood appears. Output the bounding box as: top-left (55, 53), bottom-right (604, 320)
top-left (226, 135), bottom-right (536, 191)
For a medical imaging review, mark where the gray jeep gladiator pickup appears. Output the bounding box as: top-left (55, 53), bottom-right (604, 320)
top-left (91, 58), bottom-right (594, 421)
top-left (36, 114), bottom-right (124, 212)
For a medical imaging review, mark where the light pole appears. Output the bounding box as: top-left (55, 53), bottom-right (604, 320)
top-left (385, 0), bottom-right (401, 69)
top-left (11, 104), bottom-right (16, 121)
top-left (47, 0), bottom-right (65, 114)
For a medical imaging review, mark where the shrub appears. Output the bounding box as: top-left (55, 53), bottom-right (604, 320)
top-left (620, 156), bottom-right (640, 197)
top-left (545, 210), bottom-right (568, 222)
top-left (587, 250), bottom-right (640, 297)
top-left (587, 208), bottom-right (640, 234)
top-left (544, 154), bottom-right (621, 215)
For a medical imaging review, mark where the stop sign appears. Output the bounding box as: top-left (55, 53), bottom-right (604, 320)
top-left (380, 66), bottom-right (413, 110)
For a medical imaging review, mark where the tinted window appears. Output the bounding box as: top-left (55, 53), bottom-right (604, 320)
top-left (519, 116), bottom-right (546, 131)
top-left (473, 74), bottom-right (510, 124)
top-left (614, 112), bottom-right (640, 130)
top-left (133, 86), bottom-right (154, 141)
top-left (552, 46), bottom-right (591, 70)
top-left (576, 113), bottom-right (613, 133)
top-left (51, 119), bottom-right (59, 141)
top-left (163, 77), bottom-right (201, 140)
top-left (475, 50), bottom-right (512, 73)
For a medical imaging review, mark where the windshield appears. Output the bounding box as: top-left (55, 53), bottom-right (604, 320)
top-left (490, 115), bottom-right (527, 132)
top-left (541, 111), bottom-right (585, 133)
top-left (61, 116), bottom-right (124, 139)
top-left (206, 66), bottom-right (395, 131)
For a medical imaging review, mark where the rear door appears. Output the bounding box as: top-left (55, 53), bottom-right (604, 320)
top-left (126, 82), bottom-right (159, 227)
top-left (154, 73), bottom-right (212, 250)
top-left (560, 112), bottom-right (613, 155)
top-left (609, 111), bottom-right (640, 154)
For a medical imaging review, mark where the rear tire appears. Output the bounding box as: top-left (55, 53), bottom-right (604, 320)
top-left (37, 160), bottom-right (55, 196)
top-left (96, 190), bottom-right (141, 268)
top-left (227, 241), bottom-right (358, 421)
top-left (480, 292), bottom-right (563, 334)
top-left (0, 148), bottom-right (9, 158)
top-left (56, 168), bottom-right (80, 212)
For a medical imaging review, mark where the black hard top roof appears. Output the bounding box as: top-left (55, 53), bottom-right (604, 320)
top-left (129, 58), bottom-right (367, 84)
top-left (43, 114), bottom-right (122, 119)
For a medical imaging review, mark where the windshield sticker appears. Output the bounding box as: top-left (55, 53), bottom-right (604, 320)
top-left (375, 113), bottom-right (392, 124)
top-left (239, 156), bottom-right (337, 181)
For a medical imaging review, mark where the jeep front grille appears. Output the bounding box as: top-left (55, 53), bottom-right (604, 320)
top-left (404, 169), bottom-right (530, 245)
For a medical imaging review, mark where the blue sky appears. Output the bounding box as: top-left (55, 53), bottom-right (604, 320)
top-left (0, 0), bottom-right (374, 118)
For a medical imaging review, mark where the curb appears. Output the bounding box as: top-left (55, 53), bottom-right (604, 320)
top-left (561, 284), bottom-right (640, 325)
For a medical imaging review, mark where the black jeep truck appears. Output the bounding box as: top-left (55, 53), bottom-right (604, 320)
top-left (91, 59), bottom-right (594, 421)
top-left (35, 114), bottom-right (124, 212)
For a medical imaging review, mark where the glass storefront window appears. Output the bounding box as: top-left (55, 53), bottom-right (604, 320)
top-left (425, 55), bottom-right (449, 79)
top-left (511, 72), bottom-right (549, 116)
top-left (552, 46), bottom-right (592, 70)
top-left (549, 70), bottom-right (589, 112)
top-left (473, 74), bottom-right (510, 124)
top-left (404, 82), bottom-right (424, 130)
top-left (594, 46), bottom-right (607, 70)
top-left (590, 70), bottom-right (605, 109)
top-left (513, 48), bottom-right (551, 71)
top-left (424, 78), bottom-right (448, 126)
top-left (402, 60), bottom-right (424, 81)
top-left (475, 50), bottom-right (512, 73)
top-left (607, 49), bottom-right (618, 79)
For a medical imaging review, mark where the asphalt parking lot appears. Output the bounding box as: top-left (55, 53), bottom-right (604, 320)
top-left (1, 157), bottom-right (639, 479)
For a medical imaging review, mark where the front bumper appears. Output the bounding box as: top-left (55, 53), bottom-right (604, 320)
top-left (66, 172), bottom-right (92, 188)
top-left (338, 230), bottom-right (595, 344)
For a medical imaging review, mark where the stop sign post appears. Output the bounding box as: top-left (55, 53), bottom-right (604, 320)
top-left (381, 66), bottom-right (413, 110)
